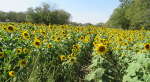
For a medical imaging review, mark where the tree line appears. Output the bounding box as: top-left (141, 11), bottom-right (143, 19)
top-left (0, 3), bottom-right (71, 25)
top-left (107, 0), bottom-right (150, 29)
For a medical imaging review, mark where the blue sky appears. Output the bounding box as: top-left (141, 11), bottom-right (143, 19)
top-left (0, 0), bottom-right (120, 24)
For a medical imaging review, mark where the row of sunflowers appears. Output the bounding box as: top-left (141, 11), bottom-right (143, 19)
top-left (0, 23), bottom-right (150, 82)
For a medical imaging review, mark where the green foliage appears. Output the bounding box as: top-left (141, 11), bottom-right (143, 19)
top-left (123, 52), bottom-right (150, 82)
top-left (125, 0), bottom-right (150, 29)
top-left (26, 3), bottom-right (70, 25)
top-left (107, 0), bottom-right (150, 29)
top-left (106, 8), bottom-right (130, 29)
top-left (0, 11), bottom-right (7, 22)
top-left (0, 3), bottom-right (70, 25)
top-left (50, 10), bottom-right (70, 25)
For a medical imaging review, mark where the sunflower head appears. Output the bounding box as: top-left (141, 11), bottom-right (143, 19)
top-left (73, 44), bottom-right (80, 50)
top-left (8, 71), bottom-right (15, 77)
top-left (6, 25), bottom-right (15, 32)
top-left (54, 37), bottom-right (61, 42)
top-left (40, 30), bottom-right (46, 36)
top-left (79, 36), bottom-right (85, 40)
top-left (47, 44), bottom-right (52, 48)
top-left (69, 57), bottom-right (77, 64)
top-left (67, 53), bottom-right (76, 60)
top-left (33, 39), bottom-right (41, 48)
top-left (59, 55), bottom-right (66, 61)
top-left (19, 59), bottom-right (27, 67)
top-left (15, 48), bottom-right (22, 54)
top-left (94, 44), bottom-right (107, 55)
top-left (23, 48), bottom-right (30, 54)
top-left (67, 55), bottom-right (72, 59)
top-left (144, 43), bottom-right (150, 50)
top-left (22, 31), bottom-right (30, 39)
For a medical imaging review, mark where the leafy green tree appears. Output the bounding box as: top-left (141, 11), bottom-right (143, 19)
top-left (50, 10), bottom-right (70, 25)
top-left (0, 11), bottom-right (7, 22)
top-left (4, 11), bottom-right (27, 22)
top-left (106, 7), bottom-right (130, 29)
top-left (15, 12), bottom-right (27, 22)
top-left (0, 3), bottom-right (70, 25)
top-left (125, 0), bottom-right (150, 29)
top-left (106, 0), bottom-right (132, 29)
top-left (27, 3), bottom-right (70, 25)
top-left (6, 11), bottom-right (18, 22)
top-left (108, 0), bottom-right (150, 29)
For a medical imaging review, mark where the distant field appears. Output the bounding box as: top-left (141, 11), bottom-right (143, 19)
top-left (0, 23), bottom-right (150, 82)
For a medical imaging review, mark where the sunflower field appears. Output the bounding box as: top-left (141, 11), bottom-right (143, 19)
top-left (0, 23), bottom-right (150, 82)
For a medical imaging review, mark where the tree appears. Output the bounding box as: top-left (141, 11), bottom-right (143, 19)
top-left (125, 0), bottom-right (150, 29)
top-left (106, 0), bottom-right (132, 29)
top-left (26, 3), bottom-right (71, 25)
top-left (26, 3), bottom-right (51, 24)
top-left (107, 0), bottom-right (150, 29)
top-left (15, 12), bottom-right (27, 22)
top-left (6, 12), bottom-right (18, 22)
top-left (0, 11), bottom-right (7, 22)
top-left (50, 10), bottom-right (70, 25)
top-left (106, 7), bottom-right (130, 29)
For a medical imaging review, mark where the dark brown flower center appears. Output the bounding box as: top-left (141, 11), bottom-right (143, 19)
top-left (24, 33), bottom-right (28, 36)
top-left (98, 46), bottom-right (105, 52)
top-left (11, 72), bottom-right (14, 75)
top-left (8, 26), bottom-right (14, 31)
top-left (145, 44), bottom-right (150, 49)
top-left (21, 61), bottom-right (27, 65)
top-left (17, 50), bottom-right (21, 53)
top-left (42, 32), bottom-right (46, 35)
top-left (35, 42), bottom-right (40, 46)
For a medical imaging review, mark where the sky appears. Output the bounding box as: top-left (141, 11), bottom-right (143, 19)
top-left (0, 0), bottom-right (120, 24)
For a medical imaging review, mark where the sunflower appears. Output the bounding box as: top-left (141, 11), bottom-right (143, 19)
top-left (54, 37), bottom-right (61, 42)
top-left (6, 25), bottom-right (15, 32)
top-left (83, 35), bottom-right (90, 43)
top-left (59, 55), bottom-right (66, 61)
top-left (33, 39), bottom-right (41, 48)
top-left (22, 31), bottom-right (30, 39)
top-left (67, 54), bottom-right (72, 59)
top-left (47, 44), bottom-right (52, 48)
top-left (40, 30), bottom-right (46, 36)
top-left (23, 48), bottom-right (30, 54)
top-left (79, 36), bottom-right (85, 41)
top-left (15, 48), bottom-right (22, 54)
top-left (34, 37), bottom-right (41, 41)
top-left (144, 43), bottom-right (150, 50)
top-left (62, 31), bottom-right (66, 34)
top-left (73, 44), bottom-right (80, 50)
top-left (8, 71), bottom-right (15, 77)
top-left (3, 26), bottom-right (7, 30)
top-left (67, 53), bottom-right (76, 59)
top-left (0, 52), bottom-right (4, 58)
top-left (69, 57), bottom-right (77, 64)
top-left (19, 59), bottom-right (27, 67)
top-left (94, 44), bottom-right (107, 55)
